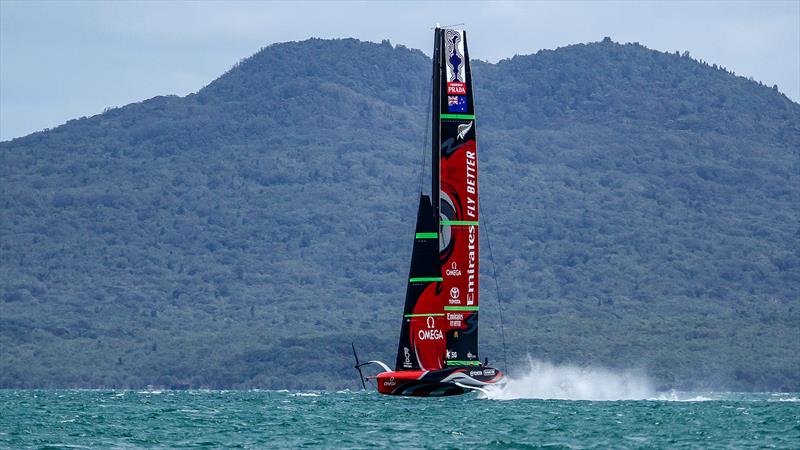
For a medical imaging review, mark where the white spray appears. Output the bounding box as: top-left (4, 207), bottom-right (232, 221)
top-left (482, 358), bottom-right (656, 401)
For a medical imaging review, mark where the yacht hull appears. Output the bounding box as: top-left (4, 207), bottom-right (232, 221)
top-left (373, 366), bottom-right (504, 397)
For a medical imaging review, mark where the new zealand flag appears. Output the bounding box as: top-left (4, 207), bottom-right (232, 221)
top-left (448, 95), bottom-right (467, 113)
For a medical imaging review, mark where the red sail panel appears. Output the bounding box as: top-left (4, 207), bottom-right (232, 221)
top-left (442, 224), bottom-right (479, 363)
top-left (440, 136), bottom-right (478, 223)
top-left (409, 283), bottom-right (447, 370)
top-left (439, 130), bottom-right (480, 367)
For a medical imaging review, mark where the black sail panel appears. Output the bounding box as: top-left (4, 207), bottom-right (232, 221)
top-left (394, 194), bottom-right (441, 370)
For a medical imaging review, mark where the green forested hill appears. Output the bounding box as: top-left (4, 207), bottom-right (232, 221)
top-left (1, 38), bottom-right (798, 391)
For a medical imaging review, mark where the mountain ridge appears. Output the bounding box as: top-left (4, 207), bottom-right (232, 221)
top-left (1, 37), bottom-right (798, 391)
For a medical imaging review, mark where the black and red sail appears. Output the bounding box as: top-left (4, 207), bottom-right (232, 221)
top-left (395, 28), bottom-right (480, 372)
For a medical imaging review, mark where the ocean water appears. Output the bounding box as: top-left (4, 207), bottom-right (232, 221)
top-left (1, 389), bottom-right (798, 449)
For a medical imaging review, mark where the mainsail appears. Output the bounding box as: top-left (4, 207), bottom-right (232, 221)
top-left (395, 28), bottom-right (480, 371)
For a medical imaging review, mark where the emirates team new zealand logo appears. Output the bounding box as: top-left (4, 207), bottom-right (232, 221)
top-left (445, 30), bottom-right (463, 82)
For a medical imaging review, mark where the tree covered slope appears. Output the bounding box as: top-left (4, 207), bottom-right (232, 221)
top-left (1, 38), bottom-right (798, 390)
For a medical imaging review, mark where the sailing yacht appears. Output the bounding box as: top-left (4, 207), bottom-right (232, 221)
top-left (355, 27), bottom-right (506, 396)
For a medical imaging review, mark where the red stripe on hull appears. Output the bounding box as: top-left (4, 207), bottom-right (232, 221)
top-left (375, 367), bottom-right (505, 397)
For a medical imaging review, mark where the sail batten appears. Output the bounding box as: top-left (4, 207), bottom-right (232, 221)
top-left (441, 220), bottom-right (479, 226)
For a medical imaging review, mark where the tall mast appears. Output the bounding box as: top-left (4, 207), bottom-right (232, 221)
top-left (431, 28), bottom-right (442, 223)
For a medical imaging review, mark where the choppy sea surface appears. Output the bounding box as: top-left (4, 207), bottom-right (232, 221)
top-left (1, 389), bottom-right (798, 449)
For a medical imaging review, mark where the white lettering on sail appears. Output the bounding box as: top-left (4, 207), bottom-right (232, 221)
top-left (418, 316), bottom-right (444, 341)
top-left (467, 225), bottom-right (476, 305)
top-left (446, 262), bottom-right (462, 277)
top-left (418, 329), bottom-right (444, 340)
top-left (465, 150), bottom-right (477, 218)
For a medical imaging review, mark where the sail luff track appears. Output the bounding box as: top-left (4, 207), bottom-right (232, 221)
top-left (431, 29), bottom-right (443, 227)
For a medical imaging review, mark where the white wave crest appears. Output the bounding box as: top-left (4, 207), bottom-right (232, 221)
top-left (652, 391), bottom-right (715, 402)
top-left (482, 358), bottom-right (655, 401)
top-left (289, 392), bottom-right (320, 397)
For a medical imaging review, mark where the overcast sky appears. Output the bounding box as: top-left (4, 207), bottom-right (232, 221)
top-left (1, 0), bottom-right (798, 141)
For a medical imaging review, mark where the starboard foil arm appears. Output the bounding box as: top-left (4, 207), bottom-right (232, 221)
top-left (351, 342), bottom-right (367, 389)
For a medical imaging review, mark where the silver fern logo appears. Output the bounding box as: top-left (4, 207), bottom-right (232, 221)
top-left (457, 121), bottom-right (473, 140)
